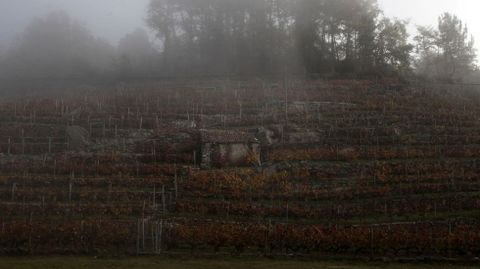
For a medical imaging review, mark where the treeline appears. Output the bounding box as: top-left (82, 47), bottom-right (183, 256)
top-left (147, 0), bottom-right (412, 78)
top-left (147, 0), bottom-right (477, 81)
top-left (0, 0), bottom-right (477, 83)
top-left (0, 11), bottom-right (159, 82)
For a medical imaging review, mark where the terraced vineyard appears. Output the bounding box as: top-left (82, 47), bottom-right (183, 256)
top-left (0, 79), bottom-right (479, 260)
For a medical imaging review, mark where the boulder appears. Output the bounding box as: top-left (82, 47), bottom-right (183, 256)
top-left (256, 127), bottom-right (278, 145)
top-left (66, 126), bottom-right (90, 150)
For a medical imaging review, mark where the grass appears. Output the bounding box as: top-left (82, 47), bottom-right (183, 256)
top-left (0, 257), bottom-right (478, 269)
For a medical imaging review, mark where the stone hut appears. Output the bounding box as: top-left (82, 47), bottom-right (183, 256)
top-left (200, 130), bottom-right (260, 168)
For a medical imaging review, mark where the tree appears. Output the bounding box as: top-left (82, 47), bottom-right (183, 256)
top-left (2, 11), bottom-right (115, 79)
top-left (117, 28), bottom-right (158, 76)
top-left (145, 0), bottom-right (424, 78)
top-left (113, 54), bottom-right (133, 79)
top-left (147, 0), bottom-right (180, 64)
top-left (355, 0), bottom-right (380, 74)
top-left (415, 12), bottom-right (477, 82)
top-left (375, 18), bottom-right (413, 77)
top-left (147, 0), bottom-right (297, 76)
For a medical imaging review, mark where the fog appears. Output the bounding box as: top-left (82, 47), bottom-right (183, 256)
top-left (380, 0), bottom-right (480, 52)
top-left (0, 0), bottom-right (151, 48)
top-left (0, 0), bottom-right (478, 84)
top-left (1, 1), bottom-right (480, 261)
top-left (2, 0), bottom-right (479, 51)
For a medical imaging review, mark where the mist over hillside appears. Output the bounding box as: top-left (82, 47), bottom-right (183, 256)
top-left (0, 1), bottom-right (480, 267)
top-left (0, 0), bottom-right (477, 85)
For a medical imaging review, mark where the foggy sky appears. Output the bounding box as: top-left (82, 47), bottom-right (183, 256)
top-left (0, 0), bottom-right (151, 49)
top-left (380, 0), bottom-right (480, 53)
top-left (0, 0), bottom-right (479, 53)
